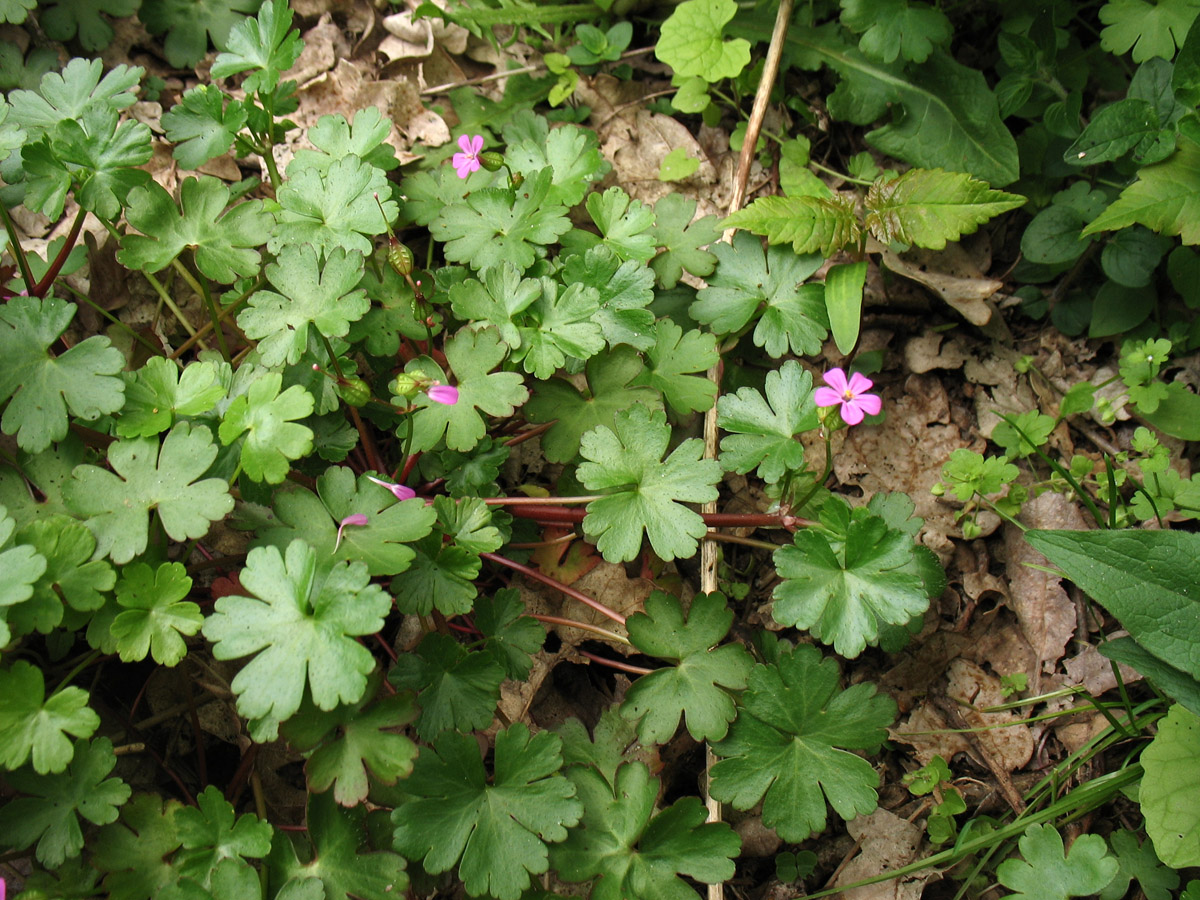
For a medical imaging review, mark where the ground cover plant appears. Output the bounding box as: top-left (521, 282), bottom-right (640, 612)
top-left (1, 0), bottom-right (1200, 898)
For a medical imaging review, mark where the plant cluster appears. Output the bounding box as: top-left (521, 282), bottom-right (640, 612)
top-left (0, 0), bottom-right (1198, 898)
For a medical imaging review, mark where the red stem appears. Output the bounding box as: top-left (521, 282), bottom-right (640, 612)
top-left (481, 551), bottom-right (627, 626)
top-left (504, 505), bottom-right (811, 528)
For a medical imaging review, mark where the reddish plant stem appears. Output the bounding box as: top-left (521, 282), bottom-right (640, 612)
top-left (504, 505), bottom-right (813, 529)
top-left (504, 421), bottom-right (554, 446)
top-left (578, 648), bottom-right (654, 676)
top-left (33, 207), bottom-right (87, 298)
top-left (481, 551), bottom-right (627, 626)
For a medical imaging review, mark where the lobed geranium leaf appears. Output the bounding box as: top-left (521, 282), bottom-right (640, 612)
top-left (525, 347), bottom-right (661, 464)
top-left (202, 539), bottom-right (391, 741)
top-left (38, 0), bottom-right (141, 51)
top-left (7, 58), bottom-right (141, 135)
top-left (391, 723), bottom-right (583, 900)
top-left (239, 245), bottom-right (369, 368)
top-left (272, 154), bottom-right (396, 256)
top-left (388, 632), bottom-right (504, 738)
top-left (0, 295), bottom-right (125, 454)
top-left (650, 193), bottom-right (720, 289)
top-left (561, 245), bottom-right (656, 350)
top-left (0, 659), bottom-right (99, 774)
top-left (553, 761), bottom-right (740, 900)
top-left (840, 0), bottom-right (951, 64)
top-left (390, 533), bottom-right (481, 616)
top-left (516, 280), bottom-right (605, 379)
top-left (270, 791), bottom-right (408, 900)
top-left (578, 405), bottom-right (721, 562)
top-left (119, 176), bottom-right (273, 281)
top-left (289, 106), bottom-right (399, 175)
top-left (475, 588), bottom-right (546, 680)
top-left (210, 0), bottom-right (302, 94)
top-left (1099, 0), bottom-right (1199, 63)
top-left (863, 167), bottom-right (1025, 249)
top-left (13, 515), bottom-right (114, 636)
top-left (117, 357), bottom-right (225, 439)
top-left (584, 186), bottom-right (658, 263)
top-left (621, 591), bottom-right (754, 743)
top-left (0, 736), bottom-right (130, 868)
top-left (717, 359), bottom-right (817, 484)
top-left (449, 261), bottom-right (541, 350)
top-left (161, 84), bottom-right (247, 169)
top-left (218, 372), bottom-right (314, 484)
top-left (630, 319), bottom-right (718, 414)
top-left (172, 785), bottom-right (272, 891)
top-left (110, 561), bottom-right (202, 667)
top-left (405, 328), bottom-right (529, 453)
top-left (503, 110), bottom-right (608, 206)
top-left (1100, 829), bottom-right (1179, 900)
top-left (92, 794), bottom-right (184, 900)
top-left (280, 670), bottom-right (418, 807)
top-left (691, 231), bottom-right (828, 358)
top-left (138, 0), bottom-right (259, 69)
top-left (432, 167), bottom-right (571, 272)
top-left (64, 422), bottom-right (234, 565)
top-left (710, 644), bottom-right (895, 842)
top-left (997, 824), bottom-right (1118, 899)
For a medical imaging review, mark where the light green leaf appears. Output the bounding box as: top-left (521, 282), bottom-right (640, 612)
top-left (656, 0), bottom-right (751, 82)
top-left (218, 372), bottom-right (314, 484)
top-left (110, 561), bottom-right (203, 667)
top-left (1099, 0), bottom-right (1200, 62)
top-left (717, 360), bottom-right (817, 484)
top-left (863, 168), bottom-right (1025, 249)
top-left (825, 261), bottom-right (867, 355)
top-left (1082, 135), bottom-right (1200, 243)
top-left (724, 194), bottom-right (860, 256)
top-left (996, 824), bottom-right (1118, 899)
top-left (0, 659), bottom-right (98, 774)
top-left (1140, 704), bottom-right (1200, 867)
top-left (117, 358), bottom-right (225, 438)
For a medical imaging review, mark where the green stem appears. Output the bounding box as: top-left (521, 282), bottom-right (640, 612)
top-left (62, 281), bottom-right (166, 358)
top-left (810, 157), bottom-right (874, 186)
top-left (172, 258), bottom-right (230, 361)
top-left (0, 201), bottom-right (37, 294)
top-left (51, 649), bottom-right (102, 696)
top-left (791, 428), bottom-right (833, 513)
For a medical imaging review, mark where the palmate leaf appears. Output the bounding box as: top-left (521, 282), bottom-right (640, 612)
top-left (119, 176), bottom-right (272, 281)
top-left (561, 245), bottom-right (656, 350)
top-left (0, 505), bottom-right (47, 650)
top-left (160, 85), bottom-right (247, 170)
top-left (92, 793), bottom-right (185, 900)
top-left (578, 405), bottom-right (721, 563)
top-left (552, 762), bottom-right (740, 900)
top-left (650, 193), bottom-right (720, 289)
top-left (503, 110), bottom-right (607, 207)
top-left (138, 0), bottom-right (259, 69)
top-left (840, 0), bottom-right (951, 64)
top-left (388, 632), bottom-right (504, 738)
top-left (432, 167), bottom-right (571, 272)
top-left (12, 515), bottom-right (114, 635)
top-left (289, 106), bottom-right (399, 175)
top-left (1101, 830), bottom-right (1179, 900)
top-left (110, 561), bottom-right (203, 667)
top-left (476, 588), bottom-right (545, 680)
top-left (117, 357), bottom-right (225, 438)
top-left (0, 659), bottom-right (99, 774)
top-left (202, 539), bottom-right (392, 741)
top-left (218, 371), bottom-right (314, 484)
top-left (0, 295), bottom-right (125, 454)
top-left (270, 791), bottom-right (408, 900)
top-left (38, 0), bottom-right (140, 51)
top-left (1083, 135), bottom-right (1200, 244)
top-left (255, 465), bottom-right (436, 577)
top-left (772, 499), bottom-right (933, 658)
top-left (631, 320), bottom-right (719, 415)
top-left (448, 261), bottom-right (541, 350)
top-left (173, 785), bottom-right (273, 891)
top-left (996, 824), bottom-right (1118, 899)
top-left (271, 155), bottom-right (396, 256)
top-left (0, 736), bottom-right (130, 868)
top-left (585, 187), bottom-right (658, 263)
top-left (281, 670), bottom-right (418, 806)
top-left (863, 168), bottom-right (1025, 249)
top-left (1099, 0), bottom-right (1200, 63)
top-left (210, 0), bottom-right (303, 94)
top-left (620, 591), bottom-right (754, 743)
top-left (717, 359), bottom-right (817, 484)
top-left (391, 724), bottom-right (583, 900)
top-left (7, 58), bottom-right (141, 136)
top-left (518, 280), bottom-right (605, 379)
top-left (63, 422), bottom-right (234, 565)
top-left (710, 644), bottom-right (895, 842)
top-left (690, 231), bottom-right (828, 358)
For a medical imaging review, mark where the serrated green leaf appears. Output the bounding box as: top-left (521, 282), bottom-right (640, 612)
top-left (940, 448), bottom-right (1018, 501)
top-left (561, 245), bottom-right (656, 350)
top-left (110, 561), bottom-right (202, 666)
top-left (64, 422), bottom-right (233, 564)
top-left (717, 359), bottom-right (817, 484)
top-left (161, 85), bottom-right (247, 169)
top-left (0, 295), bottom-right (125, 454)
top-left (552, 762), bottom-right (740, 900)
top-left (584, 186), bottom-right (658, 263)
top-left (202, 539), bottom-right (392, 741)
top-left (269, 791), bottom-right (407, 900)
top-left (239, 245), bottom-right (369, 367)
top-left (621, 591), bottom-right (753, 743)
top-left (281, 671), bottom-right (418, 806)
top-left (863, 168), bottom-right (1025, 249)
top-left (390, 533), bottom-right (481, 616)
top-left (475, 588), bottom-right (545, 680)
top-left (119, 176), bottom-right (273, 281)
top-left (724, 194), bottom-right (859, 256)
top-left (218, 371), bottom-right (314, 484)
top-left (656, 0), bottom-right (750, 81)
top-left (92, 793), bottom-right (185, 900)
top-left (1100, 830), bottom-right (1179, 900)
top-left (503, 111), bottom-right (607, 206)
top-left (0, 659), bottom-right (98, 774)
top-left (1065, 98), bottom-right (1164, 166)
top-left (0, 736), bottom-right (130, 868)
top-left (772, 501), bottom-right (932, 657)
top-left (8, 59), bottom-right (141, 135)
top-left (1099, 0), bottom-right (1200, 62)
top-left (525, 347), bottom-right (660, 464)
top-left (209, 0), bottom-right (302, 94)
top-left (38, 0), bottom-right (140, 51)
top-left (391, 724), bottom-right (582, 900)
top-left (388, 632), bottom-right (504, 737)
top-left (432, 167), bottom-right (571, 272)
top-left (173, 784), bottom-right (272, 891)
top-left (517, 280), bottom-right (605, 379)
top-left (1082, 135), bottom-right (1200, 243)
top-left (997, 824), bottom-right (1118, 899)
top-left (405, 328), bottom-right (529, 453)
top-left (578, 405), bottom-right (721, 562)
top-left (11, 515), bottom-right (113, 639)
top-left (710, 644), bottom-right (895, 842)
top-left (272, 155), bottom-right (395, 256)
top-left (650, 193), bottom-right (720, 289)
top-left (691, 231), bottom-right (828, 357)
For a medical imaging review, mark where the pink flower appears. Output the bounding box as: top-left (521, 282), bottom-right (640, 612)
top-left (813, 367), bottom-right (881, 426)
top-left (367, 474), bottom-right (416, 502)
top-left (335, 513), bottom-right (369, 551)
top-left (452, 134), bottom-right (484, 179)
top-left (427, 383), bottom-right (459, 406)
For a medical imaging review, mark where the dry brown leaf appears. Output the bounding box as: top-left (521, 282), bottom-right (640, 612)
top-left (945, 658), bottom-right (1034, 771)
top-left (891, 701), bottom-right (972, 767)
top-left (878, 245), bottom-right (999, 326)
top-left (904, 332), bottom-right (970, 374)
top-left (1004, 492), bottom-right (1087, 674)
top-left (834, 809), bottom-right (929, 900)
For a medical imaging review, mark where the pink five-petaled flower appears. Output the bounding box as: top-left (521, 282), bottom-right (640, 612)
top-left (367, 474), bottom-right (416, 502)
top-left (813, 367), bottom-right (882, 426)
top-left (452, 134), bottom-right (484, 179)
top-left (334, 513), bottom-right (369, 552)
top-left (427, 383), bottom-right (459, 406)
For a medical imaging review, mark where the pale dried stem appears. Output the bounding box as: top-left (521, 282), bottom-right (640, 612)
top-left (704, 4), bottom-right (795, 897)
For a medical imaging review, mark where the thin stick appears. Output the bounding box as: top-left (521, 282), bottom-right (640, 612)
top-left (579, 648), bottom-right (654, 676)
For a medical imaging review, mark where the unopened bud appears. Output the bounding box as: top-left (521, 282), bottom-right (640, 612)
top-left (480, 151), bottom-right (504, 171)
top-left (391, 372), bottom-right (420, 398)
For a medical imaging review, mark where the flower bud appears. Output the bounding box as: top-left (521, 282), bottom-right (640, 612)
top-left (480, 151), bottom-right (505, 171)
top-left (338, 377), bottom-right (371, 408)
top-left (391, 372), bottom-right (420, 398)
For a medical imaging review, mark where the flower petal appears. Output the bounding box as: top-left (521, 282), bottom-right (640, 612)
top-left (822, 367), bottom-right (850, 394)
top-left (855, 393), bottom-right (882, 417)
top-left (846, 371), bottom-right (875, 395)
top-left (427, 384), bottom-right (459, 406)
top-left (840, 402), bottom-right (866, 426)
top-left (813, 386), bottom-right (844, 408)
top-left (458, 134), bottom-right (474, 154)
top-left (469, 134), bottom-right (484, 154)
top-left (367, 475), bottom-right (417, 502)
